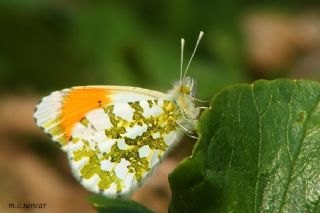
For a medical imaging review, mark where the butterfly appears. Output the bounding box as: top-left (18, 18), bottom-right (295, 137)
top-left (33, 31), bottom-right (204, 198)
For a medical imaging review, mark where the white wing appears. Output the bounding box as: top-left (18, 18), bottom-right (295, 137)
top-left (34, 86), bottom-right (185, 197)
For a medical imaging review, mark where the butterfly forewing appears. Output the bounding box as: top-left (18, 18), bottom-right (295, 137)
top-left (34, 87), bottom-right (184, 197)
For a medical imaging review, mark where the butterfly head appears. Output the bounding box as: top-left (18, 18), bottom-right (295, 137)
top-left (178, 76), bottom-right (197, 97)
top-left (168, 76), bottom-right (199, 125)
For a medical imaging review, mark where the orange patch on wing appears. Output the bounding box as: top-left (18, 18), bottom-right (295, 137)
top-left (61, 88), bottom-right (111, 140)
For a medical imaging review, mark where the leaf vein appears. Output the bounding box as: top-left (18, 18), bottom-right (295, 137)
top-left (279, 82), bottom-right (320, 212)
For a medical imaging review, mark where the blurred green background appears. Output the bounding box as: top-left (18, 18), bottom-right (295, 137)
top-left (1, 1), bottom-right (320, 97)
top-left (0, 1), bottom-right (319, 212)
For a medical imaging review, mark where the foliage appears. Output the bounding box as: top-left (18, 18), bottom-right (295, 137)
top-left (88, 195), bottom-right (153, 213)
top-left (89, 79), bottom-right (320, 212)
top-left (169, 79), bottom-right (320, 212)
top-left (0, 0), bottom-right (249, 96)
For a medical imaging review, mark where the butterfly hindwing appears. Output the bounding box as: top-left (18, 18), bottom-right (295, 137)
top-left (66, 100), bottom-right (184, 196)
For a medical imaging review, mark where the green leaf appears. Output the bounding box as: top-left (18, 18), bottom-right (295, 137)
top-left (169, 79), bottom-right (320, 212)
top-left (88, 195), bottom-right (153, 213)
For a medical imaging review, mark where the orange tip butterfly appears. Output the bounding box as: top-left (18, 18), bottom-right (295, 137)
top-left (34, 31), bottom-right (204, 198)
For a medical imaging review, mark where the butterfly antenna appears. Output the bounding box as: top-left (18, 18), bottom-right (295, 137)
top-left (180, 38), bottom-right (185, 86)
top-left (182, 31), bottom-right (204, 81)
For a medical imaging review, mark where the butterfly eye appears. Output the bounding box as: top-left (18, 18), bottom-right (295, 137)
top-left (180, 86), bottom-right (191, 95)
